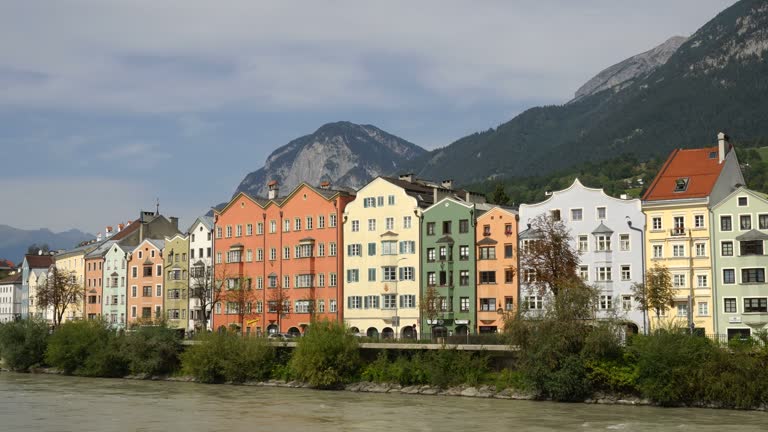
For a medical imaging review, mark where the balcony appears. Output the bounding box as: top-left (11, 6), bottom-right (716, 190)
top-left (670, 227), bottom-right (687, 237)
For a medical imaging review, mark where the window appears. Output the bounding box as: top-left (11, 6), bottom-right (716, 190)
top-left (744, 298), bottom-right (767, 313)
top-left (329, 242), bottom-right (337, 256)
top-left (724, 298), bottom-right (737, 313)
top-left (399, 267), bottom-right (415, 281)
top-left (479, 247), bottom-right (496, 260)
top-left (236, 225), bottom-right (243, 237)
top-left (228, 250), bottom-right (242, 263)
top-left (283, 219), bottom-right (290, 232)
top-left (382, 294), bottom-right (396, 310)
top-left (143, 286), bottom-right (152, 297)
top-left (504, 244), bottom-right (513, 258)
top-left (505, 297), bottom-right (514, 311)
top-left (403, 216), bottom-right (412, 229)
top-left (479, 271), bottom-right (496, 284)
top-left (694, 215), bottom-right (704, 228)
top-left (596, 235), bottom-right (611, 251)
top-left (622, 295), bottom-right (632, 311)
top-left (672, 216), bottom-right (685, 235)
top-left (426, 222), bottom-right (435, 235)
top-left (131, 286), bottom-right (137, 297)
top-left (740, 240), bottom-right (764, 256)
top-left (653, 245), bottom-right (663, 258)
top-left (351, 220), bottom-right (359, 232)
top-left (385, 217), bottom-right (394, 230)
top-left (330, 214), bottom-right (337, 227)
top-left (579, 265), bottom-right (589, 280)
top-left (697, 274), bottom-right (708, 288)
top-left (318, 243), bottom-right (325, 257)
top-left (742, 268), bottom-right (765, 283)
top-left (216, 226), bottom-right (223, 238)
top-left (723, 269), bottom-right (735, 284)
top-left (695, 243), bottom-right (706, 257)
top-left (459, 219), bottom-right (469, 233)
top-left (283, 247), bottom-right (290, 260)
top-left (427, 272), bottom-right (436, 286)
top-left (347, 244), bottom-right (361, 256)
top-left (571, 208), bottom-right (583, 221)
top-left (523, 269), bottom-right (537, 283)
top-left (131, 267), bottom-right (138, 278)
top-left (363, 295), bottom-right (379, 309)
top-left (619, 234), bottom-right (630, 251)
top-left (427, 248), bottom-right (436, 262)
top-left (621, 265), bottom-right (631, 281)
top-left (455, 297), bottom-right (469, 312)
top-left (388, 195), bottom-right (395, 205)
top-left (721, 241), bottom-right (734, 256)
top-left (459, 245), bottom-right (469, 260)
top-left (381, 241), bottom-right (396, 255)
top-left (318, 215), bottom-right (325, 229)
top-left (257, 222), bottom-right (264, 234)
top-left (363, 197), bottom-right (376, 208)
top-left (143, 266), bottom-right (152, 277)
top-left (526, 295), bottom-right (543, 310)
top-left (483, 225), bottom-right (491, 236)
top-left (377, 196), bottom-right (384, 207)
top-left (652, 217), bottom-right (662, 230)
top-left (368, 243), bottom-right (377, 256)
top-left (597, 207), bottom-right (606, 219)
top-left (759, 214), bottom-right (768, 230)
top-left (383, 266), bottom-right (397, 281)
top-left (306, 217), bottom-right (313, 230)
top-left (459, 270), bottom-right (469, 286)
top-left (740, 215), bottom-right (752, 230)
top-left (673, 274), bottom-right (686, 288)
top-left (257, 249), bottom-right (264, 261)
top-left (676, 302), bottom-right (688, 317)
top-left (578, 235), bottom-right (588, 252)
top-left (442, 221), bottom-right (452, 234)
top-left (505, 268), bottom-right (514, 283)
top-left (674, 178), bottom-right (689, 192)
top-left (330, 299), bottom-right (337, 313)
top-left (697, 302), bottom-right (709, 316)
top-left (295, 274), bottom-right (313, 288)
top-left (347, 269), bottom-right (359, 283)
top-left (330, 273), bottom-right (337, 287)
top-left (399, 241), bottom-right (416, 254)
top-left (368, 219), bottom-right (376, 231)
top-left (317, 300), bottom-right (325, 313)
top-left (318, 274), bottom-right (325, 287)
top-left (270, 220), bottom-right (277, 233)
top-left (269, 248), bottom-right (276, 261)
top-left (347, 296), bottom-right (362, 309)
top-left (480, 298), bottom-right (496, 311)
top-left (551, 209), bottom-right (561, 221)
top-left (397, 295), bottom-right (415, 309)
top-left (673, 244), bottom-right (685, 257)
top-left (738, 196), bottom-right (748, 206)
top-left (596, 267), bottom-right (612, 281)
top-left (599, 295), bottom-right (612, 310)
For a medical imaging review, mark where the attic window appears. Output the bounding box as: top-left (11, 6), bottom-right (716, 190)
top-left (674, 178), bottom-right (689, 193)
top-left (709, 151), bottom-right (717, 159)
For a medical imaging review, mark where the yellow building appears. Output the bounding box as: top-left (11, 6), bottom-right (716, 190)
top-left (54, 243), bottom-right (98, 322)
top-left (642, 133), bottom-right (744, 334)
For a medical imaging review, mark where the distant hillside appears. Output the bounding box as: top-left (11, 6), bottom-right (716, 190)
top-left (235, 121), bottom-right (427, 197)
top-left (408, 0), bottom-right (768, 184)
top-left (0, 225), bottom-right (93, 264)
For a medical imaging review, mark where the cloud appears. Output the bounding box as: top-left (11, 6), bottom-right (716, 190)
top-left (0, 0), bottom-right (737, 114)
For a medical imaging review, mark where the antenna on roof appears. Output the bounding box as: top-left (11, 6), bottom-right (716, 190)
top-left (156, 198), bottom-right (160, 215)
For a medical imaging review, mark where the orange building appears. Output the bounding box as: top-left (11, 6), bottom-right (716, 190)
top-left (84, 249), bottom-right (105, 320)
top-left (475, 206), bottom-right (519, 333)
top-left (126, 239), bottom-right (165, 324)
top-left (212, 181), bottom-right (353, 335)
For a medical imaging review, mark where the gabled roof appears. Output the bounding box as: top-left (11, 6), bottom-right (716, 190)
top-left (477, 237), bottom-right (498, 246)
top-left (85, 240), bottom-right (117, 259)
top-left (24, 254), bottom-right (55, 269)
top-left (518, 227), bottom-right (541, 240)
top-left (187, 215), bottom-right (214, 233)
top-left (110, 220), bottom-right (140, 241)
top-left (592, 222), bottom-right (614, 234)
top-left (712, 186), bottom-right (768, 211)
top-left (0, 272), bottom-right (22, 284)
top-left (735, 229), bottom-right (768, 242)
top-left (643, 147), bottom-right (726, 202)
top-left (436, 235), bottom-right (454, 244)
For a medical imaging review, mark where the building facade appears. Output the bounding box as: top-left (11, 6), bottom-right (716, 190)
top-left (711, 187), bottom-right (768, 338)
top-left (84, 241), bottom-right (115, 320)
top-left (188, 216), bottom-right (214, 331)
top-left (0, 272), bottom-right (22, 323)
top-left (642, 133), bottom-right (744, 334)
top-left (164, 234), bottom-right (190, 330)
top-left (519, 179), bottom-right (646, 333)
top-left (20, 254), bottom-right (54, 319)
top-left (102, 243), bottom-right (129, 328)
top-left (126, 239), bottom-right (165, 324)
top-left (475, 206), bottom-right (519, 333)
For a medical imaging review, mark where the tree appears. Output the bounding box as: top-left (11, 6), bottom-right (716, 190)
top-left (267, 285), bottom-right (291, 334)
top-left (189, 264), bottom-right (222, 332)
top-left (37, 267), bottom-right (83, 327)
top-left (219, 272), bottom-right (257, 333)
top-left (519, 213), bottom-right (582, 297)
top-left (27, 243), bottom-right (50, 255)
top-left (489, 183), bottom-right (510, 205)
top-left (632, 263), bottom-right (675, 322)
top-left (419, 285), bottom-right (441, 337)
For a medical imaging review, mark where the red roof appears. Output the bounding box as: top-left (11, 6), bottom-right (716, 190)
top-left (110, 221), bottom-right (140, 241)
top-left (24, 254), bottom-right (55, 269)
top-left (0, 259), bottom-right (15, 269)
top-left (643, 146), bottom-right (725, 201)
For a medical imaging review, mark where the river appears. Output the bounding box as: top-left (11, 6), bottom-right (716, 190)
top-left (0, 373), bottom-right (765, 431)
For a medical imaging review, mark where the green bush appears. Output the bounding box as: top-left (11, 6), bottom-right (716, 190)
top-left (289, 320), bottom-right (360, 388)
top-left (0, 319), bottom-right (49, 371)
top-left (492, 368), bottom-right (529, 392)
top-left (699, 347), bottom-right (768, 409)
top-left (360, 349), bottom-right (488, 388)
top-left (181, 333), bottom-right (276, 383)
top-left (123, 325), bottom-right (181, 376)
top-left (181, 333), bottom-right (227, 383)
top-left (584, 354), bottom-right (639, 395)
top-left (46, 320), bottom-right (127, 376)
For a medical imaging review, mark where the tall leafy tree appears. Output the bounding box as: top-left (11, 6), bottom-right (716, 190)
top-left (632, 263), bottom-right (675, 322)
top-left (37, 267), bottom-right (83, 327)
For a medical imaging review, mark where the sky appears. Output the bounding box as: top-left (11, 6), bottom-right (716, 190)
top-left (0, 0), bottom-right (738, 235)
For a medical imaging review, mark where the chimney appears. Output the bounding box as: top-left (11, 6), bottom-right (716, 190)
top-left (718, 132), bottom-right (729, 164)
top-left (97, 233), bottom-right (103, 242)
top-left (441, 179), bottom-right (453, 189)
top-left (320, 181), bottom-right (331, 190)
top-left (399, 173), bottom-right (414, 183)
top-left (117, 223), bottom-right (124, 232)
top-left (170, 217), bottom-right (179, 229)
top-left (268, 180), bottom-right (279, 199)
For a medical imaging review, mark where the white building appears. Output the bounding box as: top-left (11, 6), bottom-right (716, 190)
top-left (0, 272), bottom-right (22, 323)
top-left (519, 179), bottom-right (647, 334)
top-left (188, 216), bottom-right (214, 332)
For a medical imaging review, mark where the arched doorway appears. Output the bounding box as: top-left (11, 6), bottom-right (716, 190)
top-left (455, 325), bottom-right (469, 335)
top-left (626, 323), bottom-right (639, 335)
top-left (381, 327), bottom-right (394, 339)
top-left (366, 327), bottom-right (379, 339)
top-left (287, 327), bottom-right (301, 337)
top-left (401, 325), bottom-right (415, 339)
top-left (432, 326), bottom-right (447, 339)
top-left (349, 326), bottom-right (360, 335)
top-left (267, 324), bottom-right (278, 335)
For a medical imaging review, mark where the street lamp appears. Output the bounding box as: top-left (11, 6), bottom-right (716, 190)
top-left (626, 217), bottom-right (648, 335)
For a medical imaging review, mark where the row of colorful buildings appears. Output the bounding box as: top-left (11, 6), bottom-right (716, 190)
top-left (1, 132), bottom-right (766, 340)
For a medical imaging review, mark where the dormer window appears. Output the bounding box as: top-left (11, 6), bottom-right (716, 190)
top-left (674, 178), bottom-right (689, 192)
top-left (738, 196), bottom-right (748, 207)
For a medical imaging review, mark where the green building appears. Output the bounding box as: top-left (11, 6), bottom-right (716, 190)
top-left (711, 186), bottom-right (768, 339)
top-left (164, 234), bottom-right (190, 331)
top-left (421, 197), bottom-right (483, 337)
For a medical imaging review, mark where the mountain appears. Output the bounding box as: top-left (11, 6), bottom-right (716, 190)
top-left (235, 122), bottom-right (427, 197)
top-left (409, 0), bottom-right (768, 185)
top-left (572, 36), bottom-right (687, 101)
top-left (0, 225), bottom-right (94, 264)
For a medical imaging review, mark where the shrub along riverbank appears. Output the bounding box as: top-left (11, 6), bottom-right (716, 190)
top-left (1, 318), bottom-right (767, 409)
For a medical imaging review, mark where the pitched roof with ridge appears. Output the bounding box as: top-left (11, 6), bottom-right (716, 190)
top-left (24, 254), bottom-right (55, 269)
top-left (642, 146), bottom-right (726, 202)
